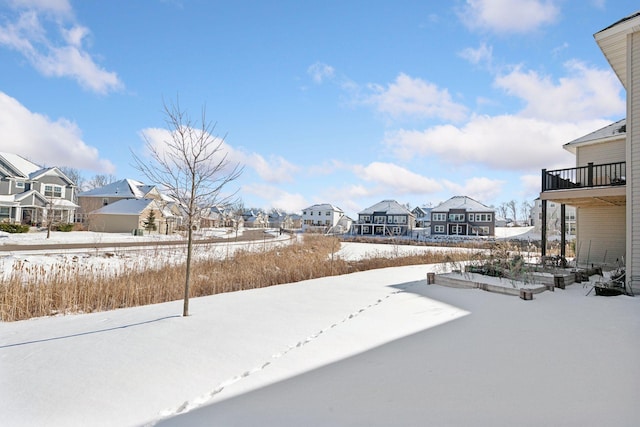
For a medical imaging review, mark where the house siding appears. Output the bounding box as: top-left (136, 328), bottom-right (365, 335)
top-left (576, 205), bottom-right (625, 267)
top-left (576, 139), bottom-right (626, 166)
top-left (629, 31), bottom-right (640, 292)
top-left (90, 214), bottom-right (140, 233)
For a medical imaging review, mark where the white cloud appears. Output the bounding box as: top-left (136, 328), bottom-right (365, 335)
top-left (442, 176), bottom-right (506, 202)
top-left (0, 2), bottom-right (123, 94)
top-left (242, 183), bottom-right (308, 212)
top-left (519, 173), bottom-right (541, 198)
top-left (364, 73), bottom-right (468, 122)
top-left (385, 114), bottom-right (609, 171)
top-left (495, 61), bottom-right (625, 121)
top-left (459, 42), bottom-right (493, 67)
top-left (0, 91), bottom-right (115, 172)
top-left (353, 162), bottom-right (443, 194)
top-left (461, 0), bottom-right (560, 33)
top-left (307, 62), bottom-right (335, 84)
top-left (240, 152), bottom-right (299, 184)
top-left (138, 127), bottom-right (242, 178)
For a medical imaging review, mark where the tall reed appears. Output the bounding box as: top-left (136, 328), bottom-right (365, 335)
top-left (1, 235), bottom-right (472, 322)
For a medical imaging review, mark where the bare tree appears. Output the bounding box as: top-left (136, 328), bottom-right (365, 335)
top-left (132, 98), bottom-right (243, 317)
top-left (506, 200), bottom-right (518, 225)
top-left (520, 200), bottom-right (533, 226)
top-left (58, 166), bottom-right (85, 193)
top-left (86, 174), bottom-right (118, 190)
top-left (497, 202), bottom-right (509, 221)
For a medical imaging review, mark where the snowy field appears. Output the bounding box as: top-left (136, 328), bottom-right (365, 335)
top-left (1, 228), bottom-right (638, 426)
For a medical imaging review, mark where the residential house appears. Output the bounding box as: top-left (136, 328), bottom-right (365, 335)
top-left (332, 215), bottom-right (354, 235)
top-left (540, 119), bottom-right (626, 266)
top-left (90, 198), bottom-right (171, 234)
top-left (78, 178), bottom-right (182, 232)
top-left (78, 179), bottom-right (162, 215)
top-left (430, 196), bottom-right (495, 237)
top-left (243, 210), bottom-right (268, 228)
top-left (530, 198), bottom-right (576, 237)
top-left (301, 203), bottom-right (346, 233)
top-left (350, 200), bottom-right (415, 237)
top-left (540, 11), bottom-right (640, 294)
top-left (412, 206), bottom-right (432, 228)
top-left (0, 152), bottom-right (77, 225)
top-left (200, 205), bottom-right (238, 228)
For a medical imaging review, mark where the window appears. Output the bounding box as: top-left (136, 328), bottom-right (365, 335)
top-left (448, 213), bottom-right (465, 222)
top-left (326, 211), bottom-right (331, 216)
top-left (432, 213), bottom-right (446, 221)
top-left (468, 214), bottom-right (474, 222)
top-left (102, 198), bottom-right (109, 206)
top-left (361, 215), bottom-right (370, 223)
top-left (363, 226), bottom-right (370, 233)
top-left (471, 226), bottom-right (490, 235)
top-left (0, 206), bottom-right (10, 220)
top-left (375, 216), bottom-right (385, 224)
top-left (44, 185), bottom-right (62, 198)
top-left (433, 225), bottom-right (445, 233)
top-left (392, 227), bottom-right (401, 235)
top-left (15, 181), bottom-right (24, 189)
top-left (475, 213), bottom-right (492, 222)
top-left (451, 225), bottom-right (464, 234)
top-left (325, 220), bottom-right (330, 226)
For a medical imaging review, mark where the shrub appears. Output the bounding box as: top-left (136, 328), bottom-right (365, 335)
top-left (0, 223), bottom-right (30, 233)
top-left (55, 223), bottom-right (74, 232)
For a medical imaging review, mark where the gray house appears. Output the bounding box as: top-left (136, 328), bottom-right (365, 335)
top-left (351, 200), bottom-right (415, 236)
top-left (0, 152), bottom-right (78, 225)
top-left (430, 196), bottom-right (495, 237)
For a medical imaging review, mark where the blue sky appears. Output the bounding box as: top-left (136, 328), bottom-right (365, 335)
top-left (0, 0), bottom-right (632, 217)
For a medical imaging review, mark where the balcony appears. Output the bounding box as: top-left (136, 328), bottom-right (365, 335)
top-left (541, 161), bottom-right (626, 207)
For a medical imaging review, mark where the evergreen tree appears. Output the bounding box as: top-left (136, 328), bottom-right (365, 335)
top-left (143, 210), bottom-right (157, 231)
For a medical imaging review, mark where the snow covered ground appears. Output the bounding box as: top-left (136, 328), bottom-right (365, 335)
top-left (1, 229), bottom-right (638, 426)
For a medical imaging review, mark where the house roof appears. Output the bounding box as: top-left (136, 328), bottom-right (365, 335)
top-left (563, 118), bottom-right (626, 154)
top-left (92, 198), bottom-right (158, 215)
top-left (594, 11), bottom-right (640, 89)
top-left (431, 196), bottom-right (494, 213)
top-left (359, 200), bottom-right (412, 216)
top-left (303, 203), bottom-right (344, 213)
top-left (0, 152), bottom-right (42, 178)
top-left (80, 179), bottom-right (147, 198)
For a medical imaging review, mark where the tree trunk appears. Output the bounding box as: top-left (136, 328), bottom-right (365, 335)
top-left (183, 223), bottom-right (193, 317)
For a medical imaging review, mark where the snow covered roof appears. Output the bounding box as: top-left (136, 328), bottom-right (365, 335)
top-left (92, 198), bottom-right (158, 215)
top-left (431, 196), bottom-right (494, 213)
top-left (563, 118), bottom-right (626, 154)
top-left (80, 179), bottom-right (147, 198)
top-left (0, 152), bottom-right (41, 178)
top-left (52, 199), bottom-right (80, 209)
top-left (303, 203), bottom-right (344, 213)
top-left (359, 200), bottom-right (412, 216)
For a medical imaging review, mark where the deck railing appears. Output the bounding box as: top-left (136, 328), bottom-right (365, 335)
top-left (542, 162), bottom-right (626, 191)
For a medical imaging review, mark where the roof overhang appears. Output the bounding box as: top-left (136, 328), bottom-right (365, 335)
top-left (594, 12), bottom-right (640, 89)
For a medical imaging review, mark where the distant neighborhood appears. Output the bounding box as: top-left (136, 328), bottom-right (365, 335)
top-left (1, 149), bottom-right (563, 240)
top-left (1, 11), bottom-right (639, 296)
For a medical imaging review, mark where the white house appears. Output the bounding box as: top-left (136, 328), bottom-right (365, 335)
top-left (301, 203), bottom-right (345, 233)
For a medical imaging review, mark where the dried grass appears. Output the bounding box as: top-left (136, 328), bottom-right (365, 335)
top-left (1, 235), bottom-right (472, 322)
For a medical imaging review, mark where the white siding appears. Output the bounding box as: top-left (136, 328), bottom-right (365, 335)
top-left (576, 139), bottom-right (626, 166)
top-left (628, 31), bottom-right (640, 292)
top-left (576, 206), bottom-right (626, 268)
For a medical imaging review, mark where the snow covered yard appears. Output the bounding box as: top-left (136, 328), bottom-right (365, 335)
top-left (1, 230), bottom-right (638, 426)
